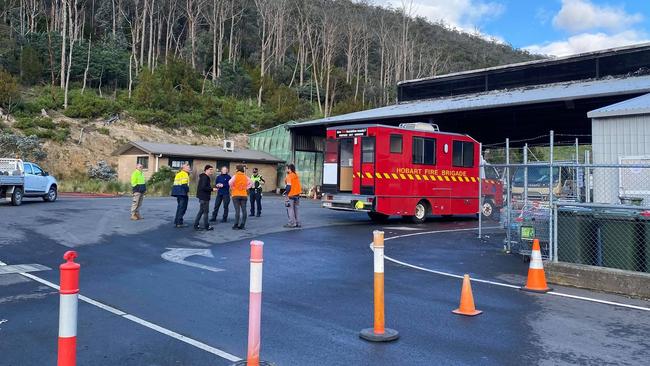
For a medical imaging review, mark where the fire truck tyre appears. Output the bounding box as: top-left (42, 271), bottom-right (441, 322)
top-left (410, 201), bottom-right (428, 224)
top-left (11, 187), bottom-right (23, 206)
top-left (481, 199), bottom-right (496, 220)
top-left (368, 212), bottom-right (389, 223)
top-left (43, 186), bottom-right (57, 202)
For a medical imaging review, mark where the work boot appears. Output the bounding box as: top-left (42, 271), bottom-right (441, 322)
top-left (131, 214), bottom-right (139, 221)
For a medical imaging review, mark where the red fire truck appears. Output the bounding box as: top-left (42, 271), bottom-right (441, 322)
top-left (321, 123), bottom-right (503, 223)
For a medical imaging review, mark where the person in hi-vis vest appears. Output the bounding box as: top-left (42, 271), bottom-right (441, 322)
top-left (171, 163), bottom-right (191, 228)
top-left (229, 165), bottom-right (252, 230)
top-left (249, 167), bottom-right (265, 217)
top-left (283, 163), bottom-right (302, 228)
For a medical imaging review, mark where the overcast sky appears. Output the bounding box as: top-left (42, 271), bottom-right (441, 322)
top-left (367, 0), bottom-right (650, 56)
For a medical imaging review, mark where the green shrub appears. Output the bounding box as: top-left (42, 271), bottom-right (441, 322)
top-left (97, 127), bottom-right (110, 135)
top-left (128, 109), bottom-right (173, 127)
top-left (20, 86), bottom-right (64, 114)
top-left (64, 90), bottom-right (119, 118)
top-left (51, 128), bottom-right (70, 142)
top-left (148, 166), bottom-right (175, 185)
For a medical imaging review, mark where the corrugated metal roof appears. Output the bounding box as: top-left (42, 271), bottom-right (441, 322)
top-left (587, 93), bottom-right (650, 118)
top-left (116, 141), bottom-right (285, 163)
top-left (398, 42), bottom-right (650, 86)
top-left (290, 75), bottom-right (650, 129)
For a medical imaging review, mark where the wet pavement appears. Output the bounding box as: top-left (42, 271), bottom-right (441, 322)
top-left (1, 196), bottom-right (649, 365)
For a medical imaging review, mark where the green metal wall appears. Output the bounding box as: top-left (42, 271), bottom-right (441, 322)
top-left (248, 124), bottom-right (323, 193)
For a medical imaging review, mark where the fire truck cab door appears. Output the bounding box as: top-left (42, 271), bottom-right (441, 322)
top-left (355, 136), bottom-right (375, 195)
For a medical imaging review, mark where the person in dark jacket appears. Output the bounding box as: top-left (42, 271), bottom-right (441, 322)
top-left (210, 166), bottom-right (232, 223)
top-left (193, 165), bottom-right (216, 231)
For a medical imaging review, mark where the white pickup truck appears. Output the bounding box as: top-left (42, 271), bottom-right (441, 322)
top-left (0, 158), bottom-right (58, 206)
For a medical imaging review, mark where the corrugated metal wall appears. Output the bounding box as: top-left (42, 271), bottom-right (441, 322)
top-left (592, 114), bottom-right (650, 203)
top-left (248, 124), bottom-right (324, 193)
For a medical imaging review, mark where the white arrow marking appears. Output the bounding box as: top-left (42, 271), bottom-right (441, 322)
top-left (161, 248), bottom-right (224, 273)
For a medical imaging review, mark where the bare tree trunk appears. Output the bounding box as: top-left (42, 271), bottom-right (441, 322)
top-left (64, 0), bottom-right (78, 109)
top-left (139, 0), bottom-right (147, 67)
top-left (147, 0), bottom-right (155, 68)
top-left (81, 35), bottom-right (92, 94)
top-left (111, 0), bottom-right (116, 37)
top-left (60, 0), bottom-right (67, 89)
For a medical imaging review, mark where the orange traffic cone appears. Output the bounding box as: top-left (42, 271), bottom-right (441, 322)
top-left (452, 274), bottom-right (482, 316)
top-left (521, 239), bottom-right (552, 293)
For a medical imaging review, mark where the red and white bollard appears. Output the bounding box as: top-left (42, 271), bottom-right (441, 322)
top-left (233, 240), bottom-right (270, 366)
top-left (58, 251), bottom-right (80, 366)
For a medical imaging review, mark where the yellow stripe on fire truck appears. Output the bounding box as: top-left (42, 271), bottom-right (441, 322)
top-left (354, 172), bottom-right (481, 182)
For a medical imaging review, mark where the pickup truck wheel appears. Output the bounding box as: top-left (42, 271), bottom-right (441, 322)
top-left (43, 186), bottom-right (57, 202)
top-left (11, 187), bottom-right (23, 206)
top-left (368, 212), bottom-right (389, 223)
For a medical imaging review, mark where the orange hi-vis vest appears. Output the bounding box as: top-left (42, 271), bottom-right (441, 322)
top-left (231, 172), bottom-right (248, 197)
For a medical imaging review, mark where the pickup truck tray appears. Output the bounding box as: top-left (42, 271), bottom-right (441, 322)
top-left (0, 176), bottom-right (24, 186)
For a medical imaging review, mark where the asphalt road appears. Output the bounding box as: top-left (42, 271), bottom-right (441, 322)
top-left (1, 195), bottom-right (649, 365)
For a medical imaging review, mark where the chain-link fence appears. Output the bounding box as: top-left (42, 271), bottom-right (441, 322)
top-left (478, 135), bottom-right (650, 274)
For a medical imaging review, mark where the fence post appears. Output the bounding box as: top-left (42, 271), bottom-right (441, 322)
top-left (548, 131), bottom-right (554, 261)
top-left (553, 203), bottom-right (558, 262)
top-left (505, 138), bottom-right (511, 252)
top-left (575, 138), bottom-right (580, 201)
top-left (524, 143), bottom-right (528, 206)
top-left (58, 251), bottom-right (80, 366)
top-left (585, 150), bottom-right (591, 203)
top-left (478, 143), bottom-right (483, 239)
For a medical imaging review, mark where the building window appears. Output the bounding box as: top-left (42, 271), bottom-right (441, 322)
top-left (390, 134), bottom-right (402, 154)
top-left (169, 158), bottom-right (192, 170)
top-left (412, 137), bottom-right (436, 165)
top-left (452, 141), bottom-right (475, 167)
top-left (137, 156), bottom-right (149, 169)
top-left (362, 137), bottom-right (375, 163)
top-left (215, 160), bottom-right (230, 171)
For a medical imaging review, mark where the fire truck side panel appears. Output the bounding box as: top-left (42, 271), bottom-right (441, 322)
top-left (323, 124), bottom-right (483, 218)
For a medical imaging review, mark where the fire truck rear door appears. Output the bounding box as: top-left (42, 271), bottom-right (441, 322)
top-left (359, 136), bottom-right (375, 195)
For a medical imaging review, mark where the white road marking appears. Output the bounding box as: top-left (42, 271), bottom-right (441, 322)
top-left (161, 248), bottom-right (224, 273)
top-left (376, 228), bottom-right (650, 312)
top-left (0, 264), bottom-right (50, 275)
top-left (0, 259), bottom-right (241, 362)
top-left (382, 226), bottom-right (422, 231)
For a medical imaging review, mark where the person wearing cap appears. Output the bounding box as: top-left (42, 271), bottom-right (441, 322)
top-left (210, 166), bottom-right (231, 223)
top-left (229, 165), bottom-right (253, 230)
top-left (283, 163), bottom-right (302, 228)
top-left (193, 165), bottom-right (216, 231)
top-left (249, 167), bottom-right (265, 217)
top-left (130, 163), bottom-right (146, 220)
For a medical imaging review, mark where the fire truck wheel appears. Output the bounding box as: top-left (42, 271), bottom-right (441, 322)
top-left (409, 201), bottom-right (428, 224)
top-left (367, 212), bottom-right (389, 223)
top-left (481, 199), bottom-right (496, 219)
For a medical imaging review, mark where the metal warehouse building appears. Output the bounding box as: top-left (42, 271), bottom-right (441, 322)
top-left (588, 93), bottom-right (650, 204)
top-left (250, 43), bottom-right (650, 188)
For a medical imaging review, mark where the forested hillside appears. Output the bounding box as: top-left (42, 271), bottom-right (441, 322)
top-left (0, 0), bottom-right (539, 137)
